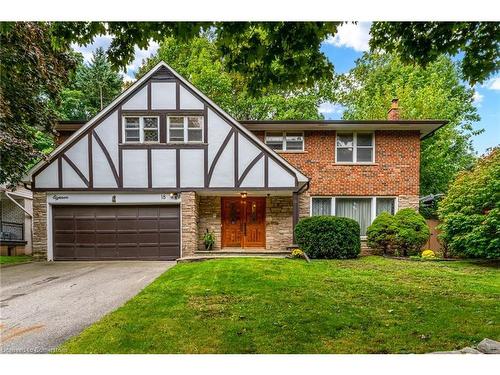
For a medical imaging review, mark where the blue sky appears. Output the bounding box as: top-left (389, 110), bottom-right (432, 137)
top-left (73, 22), bottom-right (499, 155)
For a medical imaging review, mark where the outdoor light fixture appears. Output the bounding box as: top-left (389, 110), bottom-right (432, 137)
top-left (169, 192), bottom-right (179, 199)
top-left (240, 192), bottom-right (248, 199)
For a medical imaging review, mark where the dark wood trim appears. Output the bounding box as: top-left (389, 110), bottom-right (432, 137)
top-left (207, 129), bottom-right (234, 186)
top-left (121, 110), bottom-right (205, 116)
top-left (88, 133), bottom-right (93, 188)
top-left (61, 154), bottom-right (89, 187)
top-left (118, 107), bottom-right (123, 144)
top-left (176, 148), bottom-right (180, 189)
top-left (32, 77), bottom-right (151, 179)
top-left (237, 152), bottom-right (264, 187)
top-left (147, 148), bottom-right (152, 188)
top-left (33, 186), bottom-right (297, 193)
top-left (175, 81), bottom-right (180, 110)
top-left (58, 157), bottom-right (63, 188)
top-left (159, 114), bottom-right (167, 143)
top-left (92, 130), bottom-right (120, 187)
top-left (119, 143), bottom-right (207, 149)
top-left (264, 155), bottom-right (269, 188)
top-left (118, 147), bottom-right (123, 188)
top-left (203, 104), bottom-right (208, 143)
top-left (292, 192), bottom-right (299, 243)
top-left (234, 131), bottom-right (239, 186)
top-left (147, 82), bottom-right (152, 110)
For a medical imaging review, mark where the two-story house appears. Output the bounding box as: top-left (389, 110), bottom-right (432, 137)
top-left (24, 62), bottom-right (446, 261)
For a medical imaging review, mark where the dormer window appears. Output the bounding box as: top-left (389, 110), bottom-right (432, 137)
top-left (123, 116), bottom-right (159, 143)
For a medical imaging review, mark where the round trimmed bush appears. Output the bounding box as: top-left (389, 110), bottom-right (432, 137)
top-left (394, 208), bottom-right (430, 256)
top-left (294, 216), bottom-right (361, 259)
top-left (366, 212), bottom-right (397, 255)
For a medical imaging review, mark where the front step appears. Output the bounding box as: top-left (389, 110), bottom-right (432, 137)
top-left (178, 250), bottom-right (290, 263)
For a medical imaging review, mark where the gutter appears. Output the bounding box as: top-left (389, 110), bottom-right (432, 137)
top-left (421, 120), bottom-right (449, 140)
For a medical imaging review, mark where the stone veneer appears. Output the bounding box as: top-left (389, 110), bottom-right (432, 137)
top-left (266, 196), bottom-right (293, 250)
top-left (198, 196), bottom-right (222, 251)
top-left (397, 195), bottom-right (420, 210)
top-left (32, 191), bottom-right (47, 260)
top-left (181, 191), bottom-right (199, 258)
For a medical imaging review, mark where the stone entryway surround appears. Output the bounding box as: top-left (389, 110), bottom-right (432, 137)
top-left (192, 194), bottom-right (294, 257)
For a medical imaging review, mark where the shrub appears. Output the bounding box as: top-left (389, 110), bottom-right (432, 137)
top-left (393, 209), bottom-right (430, 256)
top-left (294, 216), bottom-right (360, 259)
top-left (421, 249), bottom-right (436, 258)
top-left (438, 148), bottom-right (500, 259)
top-left (291, 249), bottom-right (305, 259)
top-left (366, 212), bottom-right (397, 255)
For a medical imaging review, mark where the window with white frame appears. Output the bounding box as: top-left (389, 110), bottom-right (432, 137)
top-left (167, 116), bottom-right (204, 143)
top-left (124, 116), bottom-right (159, 143)
top-left (265, 132), bottom-right (304, 151)
top-left (336, 132), bottom-right (374, 163)
top-left (311, 197), bottom-right (396, 236)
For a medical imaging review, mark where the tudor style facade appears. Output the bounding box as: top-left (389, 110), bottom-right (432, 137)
top-left (26, 62), bottom-right (446, 261)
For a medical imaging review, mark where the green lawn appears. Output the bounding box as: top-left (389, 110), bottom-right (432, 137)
top-left (0, 255), bottom-right (32, 265)
top-left (57, 257), bottom-right (499, 354)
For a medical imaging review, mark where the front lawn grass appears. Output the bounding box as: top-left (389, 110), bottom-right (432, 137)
top-left (0, 255), bottom-right (32, 265)
top-left (57, 256), bottom-right (499, 354)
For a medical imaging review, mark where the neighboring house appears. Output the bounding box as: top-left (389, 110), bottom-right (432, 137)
top-left (24, 62), bottom-right (446, 261)
top-left (0, 184), bottom-right (33, 256)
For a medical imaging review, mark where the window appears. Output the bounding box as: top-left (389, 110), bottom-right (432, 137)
top-left (336, 132), bottom-right (374, 163)
top-left (311, 198), bottom-right (332, 216)
top-left (265, 132), bottom-right (304, 151)
top-left (168, 116), bottom-right (185, 142)
top-left (336, 198), bottom-right (372, 236)
top-left (376, 198), bottom-right (395, 216)
top-left (124, 116), bottom-right (159, 143)
top-left (124, 117), bottom-right (140, 142)
top-left (311, 196), bottom-right (396, 236)
top-left (168, 116), bottom-right (204, 143)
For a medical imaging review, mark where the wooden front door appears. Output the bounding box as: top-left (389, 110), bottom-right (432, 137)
top-left (221, 197), bottom-right (266, 248)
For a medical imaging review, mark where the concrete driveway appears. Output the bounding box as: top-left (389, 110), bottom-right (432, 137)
top-left (0, 261), bottom-right (175, 353)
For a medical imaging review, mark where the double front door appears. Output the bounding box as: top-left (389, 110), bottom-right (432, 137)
top-left (221, 197), bottom-right (266, 248)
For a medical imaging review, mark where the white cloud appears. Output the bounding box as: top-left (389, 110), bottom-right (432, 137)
top-left (473, 90), bottom-right (484, 105)
top-left (318, 102), bottom-right (344, 117)
top-left (325, 22), bottom-right (371, 52)
top-left (72, 35), bottom-right (159, 82)
top-left (485, 76), bottom-right (500, 91)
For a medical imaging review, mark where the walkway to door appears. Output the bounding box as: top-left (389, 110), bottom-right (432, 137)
top-left (221, 197), bottom-right (266, 248)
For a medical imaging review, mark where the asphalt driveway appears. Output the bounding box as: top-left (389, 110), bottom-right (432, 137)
top-left (0, 261), bottom-right (175, 353)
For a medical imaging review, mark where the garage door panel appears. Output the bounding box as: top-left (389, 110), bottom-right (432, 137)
top-left (76, 219), bottom-right (96, 230)
top-left (75, 246), bottom-right (95, 259)
top-left (159, 218), bottom-right (179, 230)
top-left (53, 205), bottom-right (180, 260)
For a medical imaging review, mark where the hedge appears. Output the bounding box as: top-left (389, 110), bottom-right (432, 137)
top-left (294, 216), bottom-right (360, 259)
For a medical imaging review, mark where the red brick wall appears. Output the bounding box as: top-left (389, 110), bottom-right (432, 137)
top-left (254, 130), bottom-right (420, 196)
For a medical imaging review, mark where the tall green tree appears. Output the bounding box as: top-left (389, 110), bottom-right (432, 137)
top-left (438, 148), bottom-right (500, 259)
top-left (0, 22), bottom-right (77, 185)
top-left (370, 22), bottom-right (500, 85)
top-left (57, 48), bottom-right (123, 120)
top-left (337, 53), bottom-right (480, 197)
top-left (49, 22), bottom-right (499, 89)
top-left (136, 35), bottom-right (335, 120)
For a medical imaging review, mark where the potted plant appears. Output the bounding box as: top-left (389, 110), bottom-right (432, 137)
top-left (203, 229), bottom-right (215, 251)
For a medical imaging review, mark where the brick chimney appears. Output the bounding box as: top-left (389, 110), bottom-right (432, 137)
top-left (387, 98), bottom-right (400, 120)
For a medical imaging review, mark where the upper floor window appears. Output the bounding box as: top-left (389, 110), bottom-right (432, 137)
top-left (124, 116), bottom-right (159, 143)
top-left (336, 132), bottom-right (374, 163)
top-left (265, 132), bottom-right (304, 151)
top-left (167, 116), bottom-right (204, 143)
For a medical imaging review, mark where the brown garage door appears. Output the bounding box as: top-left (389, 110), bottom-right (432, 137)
top-left (53, 205), bottom-right (180, 260)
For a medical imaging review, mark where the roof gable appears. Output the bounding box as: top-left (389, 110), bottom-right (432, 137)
top-left (27, 62), bottom-right (308, 191)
